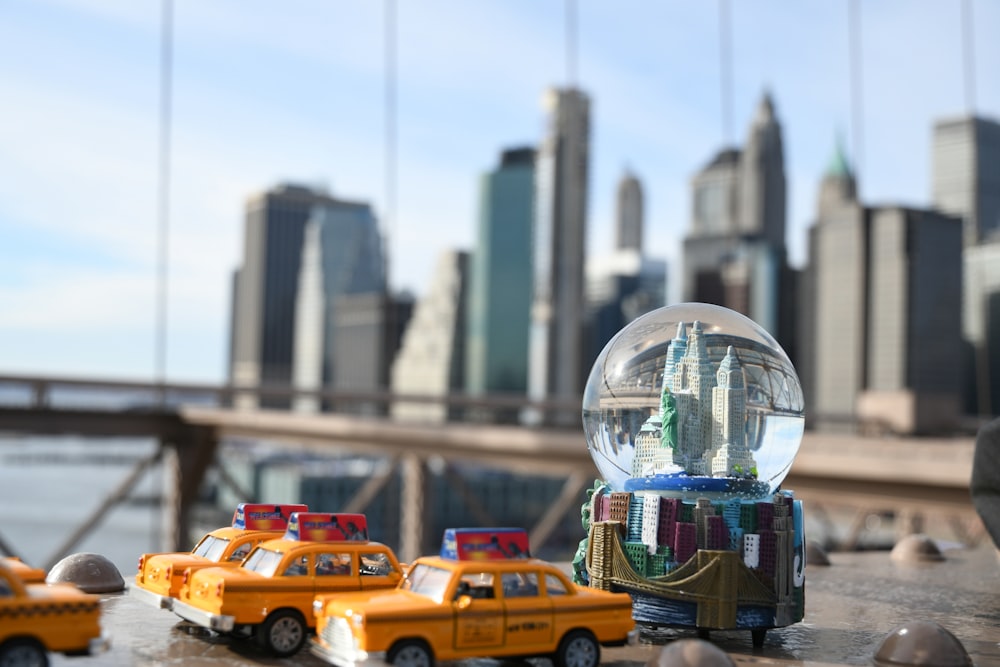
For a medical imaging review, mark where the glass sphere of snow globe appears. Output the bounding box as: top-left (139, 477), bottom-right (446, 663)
top-left (582, 302), bottom-right (805, 501)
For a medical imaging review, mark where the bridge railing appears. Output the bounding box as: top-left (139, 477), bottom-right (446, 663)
top-left (1, 373), bottom-right (987, 437)
top-left (0, 374), bottom-right (584, 427)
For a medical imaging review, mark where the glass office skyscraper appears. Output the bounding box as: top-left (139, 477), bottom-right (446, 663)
top-left (465, 147), bottom-right (535, 398)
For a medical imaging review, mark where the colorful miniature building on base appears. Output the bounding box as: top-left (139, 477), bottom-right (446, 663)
top-left (583, 488), bottom-right (804, 645)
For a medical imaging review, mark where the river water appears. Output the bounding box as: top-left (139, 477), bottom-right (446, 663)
top-left (0, 435), bottom-right (164, 576)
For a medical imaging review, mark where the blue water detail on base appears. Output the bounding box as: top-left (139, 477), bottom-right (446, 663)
top-left (736, 605), bottom-right (775, 628)
top-left (624, 473), bottom-right (769, 497)
top-left (630, 593), bottom-right (697, 626)
top-left (630, 593), bottom-right (777, 629)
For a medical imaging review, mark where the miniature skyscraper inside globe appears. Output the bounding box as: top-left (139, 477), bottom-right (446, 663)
top-left (576, 303), bottom-right (806, 647)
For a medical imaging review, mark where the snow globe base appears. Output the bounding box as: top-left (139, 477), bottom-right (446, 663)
top-left (582, 484), bottom-right (805, 647)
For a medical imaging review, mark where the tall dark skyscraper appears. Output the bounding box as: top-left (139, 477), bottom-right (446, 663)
top-left (229, 183), bottom-right (383, 409)
top-left (528, 87), bottom-right (590, 417)
top-left (932, 116), bottom-right (1000, 246)
top-left (932, 115), bottom-right (1000, 417)
top-left (739, 93), bottom-right (787, 248)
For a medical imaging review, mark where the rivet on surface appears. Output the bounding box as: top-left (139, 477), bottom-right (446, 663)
top-left (806, 539), bottom-right (831, 566)
top-left (873, 621), bottom-right (972, 667)
top-left (890, 534), bottom-right (945, 563)
top-left (46, 552), bottom-right (125, 593)
top-left (646, 638), bottom-right (736, 667)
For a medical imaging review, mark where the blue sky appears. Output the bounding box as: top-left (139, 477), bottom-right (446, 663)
top-left (0, 1), bottom-right (997, 383)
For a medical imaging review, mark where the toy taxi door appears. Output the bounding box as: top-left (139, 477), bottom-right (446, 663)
top-left (500, 571), bottom-right (553, 648)
top-left (453, 570), bottom-right (504, 650)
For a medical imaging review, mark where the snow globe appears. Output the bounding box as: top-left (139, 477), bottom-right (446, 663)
top-left (575, 303), bottom-right (806, 646)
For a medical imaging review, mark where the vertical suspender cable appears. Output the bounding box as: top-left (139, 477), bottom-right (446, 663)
top-left (719, 0), bottom-right (733, 147)
top-left (848, 0), bottom-right (864, 200)
top-left (384, 0), bottom-right (397, 396)
top-left (156, 0), bottom-right (173, 398)
top-left (152, 0), bottom-right (173, 552)
top-left (566, 0), bottom-right (577, 88)
top-left (961, 0), bottom-right (977, 114)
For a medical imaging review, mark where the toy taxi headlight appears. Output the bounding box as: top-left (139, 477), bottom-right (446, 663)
top-left (313, 599), bottom-right (325, 615)
top-left (349, 611), bottom-right (365, 629)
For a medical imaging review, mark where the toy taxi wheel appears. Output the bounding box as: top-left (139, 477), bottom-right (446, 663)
top-left (554, 630), bottom-right (600, 667)
top-left (387, 639), bottom-right (434, 667)
top-left (752, 629), bottom-right (767, 648)
top-left (0, 638), bottom-right (49, 667)
top-left (257, 609), bottom-right (306, 657)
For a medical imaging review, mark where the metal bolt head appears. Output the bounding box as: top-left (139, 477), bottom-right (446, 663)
top-left (873, 621), bottom-right (972, 667)
top-left (647, 639), bottom-right (736, 667)
top-left (890, 534), bottom-right (944, 563)
top-left (806, 539), bottom-right (831, 566)
top-left (46, 552), bottom-right (125, 593)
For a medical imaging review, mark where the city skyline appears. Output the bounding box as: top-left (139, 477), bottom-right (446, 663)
top-left (1, 1), bottom-right (999, 383)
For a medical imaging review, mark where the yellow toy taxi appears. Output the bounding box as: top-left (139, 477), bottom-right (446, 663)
top-left (2, 556), bottom-right (46, 583)
top-left (172, 512), bottom-right (403, 657)
top-left (0, 559), bottom-right (109, 665)
top-left (131, 502), bottom-right (307, 610)
top-left (310, 528), bottom-right (636, 667)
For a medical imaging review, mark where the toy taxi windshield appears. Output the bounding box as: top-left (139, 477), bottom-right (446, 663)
top-left (192, 535), bottom-right (230, 561)
top-left (243, 547), bottom-right (285, 577)
top-left (400, 564), bottom-right (452, 602)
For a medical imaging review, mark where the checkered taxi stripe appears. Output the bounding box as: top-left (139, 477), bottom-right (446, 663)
top-left (0, 601), bottom-right (99, 619)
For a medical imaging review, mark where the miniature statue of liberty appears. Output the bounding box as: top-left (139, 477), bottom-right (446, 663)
top-left (660, 387), bottom-right (678, 451)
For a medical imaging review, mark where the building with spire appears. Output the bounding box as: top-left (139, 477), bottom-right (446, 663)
top-left (739, 94), bottom-right (786, 247)
top-left (528, 87), bottom-right (590, 423)
top-left (615, 169), bottom-right (644, 252)
top-left (710, 346), bottom-right (753, 476)
top-left (682, 93), bottom-right (795, 357)
top-left (587, 169), bottom-right (666, 363)
top-left (800, 140), bottom-right (862, 425)
top-left (804, 141), bottom-right (964, 434)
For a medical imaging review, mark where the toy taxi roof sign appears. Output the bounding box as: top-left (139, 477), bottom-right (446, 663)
top-left (440, 528), bottom-right (531, 561)
top-left (284, 512), bottom-right (369, 542)
top-left (231, 503), bottom-right (308, 531)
